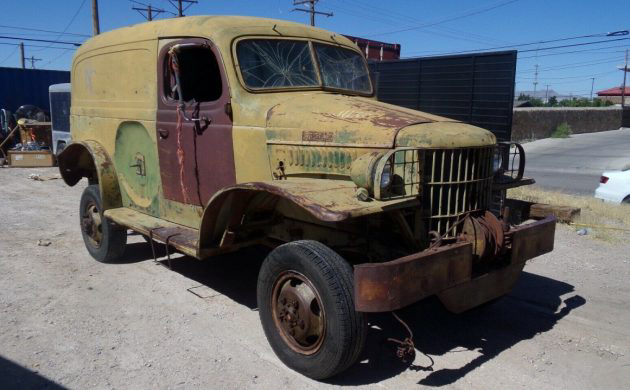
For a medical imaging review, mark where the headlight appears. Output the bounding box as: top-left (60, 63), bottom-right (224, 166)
top-left (350, 151), bottom-right (390, 197)
top-left (380, 159), bottom-right (392, 189)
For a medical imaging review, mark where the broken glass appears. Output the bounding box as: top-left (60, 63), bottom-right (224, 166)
top-left (237, 40), bottom-right (318, 89)
top-left (314, 43), bottom-right (371, 93)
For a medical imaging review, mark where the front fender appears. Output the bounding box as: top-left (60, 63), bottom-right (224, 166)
top-left (58, 140), bottom-right (122, 210)
top-left (198, 178), bottom-right (418, 249)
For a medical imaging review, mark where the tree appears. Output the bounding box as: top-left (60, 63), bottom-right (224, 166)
top-left (547, 96), bottom-right (558, 106)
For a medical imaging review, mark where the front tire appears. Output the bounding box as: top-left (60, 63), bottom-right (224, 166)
top-left (257, 240), bottom-right (367, 380)
top-left (79, 185), bottom-right (126, 262)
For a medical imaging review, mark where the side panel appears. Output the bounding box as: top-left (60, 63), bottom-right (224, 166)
top-left (71, 39), bottom-right (158, 201)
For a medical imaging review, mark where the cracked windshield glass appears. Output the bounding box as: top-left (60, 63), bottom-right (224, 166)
top-left (237, 39), bottom-right (371, 93)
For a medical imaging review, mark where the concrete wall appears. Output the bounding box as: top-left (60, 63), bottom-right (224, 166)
top-left (511, 106), bottom-right (622, 141)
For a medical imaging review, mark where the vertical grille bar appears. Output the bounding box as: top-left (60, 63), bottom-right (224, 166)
top-left (421, 146), bottom-right (494, 238)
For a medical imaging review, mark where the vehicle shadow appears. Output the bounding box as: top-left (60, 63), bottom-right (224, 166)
top-left (330, 271), bottom-right (586, 386)
top-left (160, 245), bottom-right (268, 309)
top-left (0, 355), bottom-right (66, 389)
top-left (122, 243), bottom-right (586, 386)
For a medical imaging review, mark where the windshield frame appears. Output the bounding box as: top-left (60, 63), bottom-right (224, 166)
top-left (232, 36), bottom-right (374, 97)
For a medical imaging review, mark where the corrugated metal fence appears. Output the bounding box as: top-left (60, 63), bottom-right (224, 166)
top-left (0, 67), bottom-right (70, 113)
top-left (369, 51), bottom-right (517, 141)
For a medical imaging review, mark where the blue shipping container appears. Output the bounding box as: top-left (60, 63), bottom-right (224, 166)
top-left (0, 67), bottom-right (70, 113)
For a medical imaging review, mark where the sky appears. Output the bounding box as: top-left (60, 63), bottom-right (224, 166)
top-left (0, 0), bottom-right (628, 97)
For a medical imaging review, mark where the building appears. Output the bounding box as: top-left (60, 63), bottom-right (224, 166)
top-left (596, 86), bottom-right (630, 105)
top-left (0, 67), bottom-right (70, 113)
top-left (343, 35), bottom-right (400, 61)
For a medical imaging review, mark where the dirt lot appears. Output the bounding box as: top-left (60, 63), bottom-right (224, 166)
top-left (1, 167), bottom-right (629, 389)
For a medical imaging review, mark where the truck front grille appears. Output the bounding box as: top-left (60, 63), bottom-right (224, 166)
top-left (421, 147), bottom-right (494, 237)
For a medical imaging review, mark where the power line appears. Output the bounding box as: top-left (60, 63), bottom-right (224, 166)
top-left (404, 31), bottom-right (630, 57)
top-left (33, 0), bottom-right (88, 51)
top-left (0, 45), bottom-right (18, 65)
top-left (518, 57), bottom-right (623, 74)
top-left (404, 36), bottom-right (630, 58)
top-left (0, 24), bottom-right (90, 38)
top-left (0, 42), bottom-right (77, 50)
top-left (0, 36), bottom-right (81, 47)
top-left (42, 48), bottom-right (74, 67)
top-left (517, 37), bottom-right (630, 54)
top-left (325, 2), bottom-right (506, 46)
top-left (517, 43), bottom-right (630, 59)
top-left (327, 0), bottom-right (511, 46)
top-left (366, 0), bottom-right (520, 38)
top-left (517, 70), bottom-right (618, 81)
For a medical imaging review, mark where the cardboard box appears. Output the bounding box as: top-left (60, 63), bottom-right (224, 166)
top-left (8, 150), bottom-right (55, 167)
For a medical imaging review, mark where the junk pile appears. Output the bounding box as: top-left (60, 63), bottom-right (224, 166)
top-left (0, 105), bottom-right (54, 167)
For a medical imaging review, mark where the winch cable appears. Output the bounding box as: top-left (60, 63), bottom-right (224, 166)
top-left (387, 311), bottom-right (416, 362)
top-left (428, 212), bottom-right (470, 249)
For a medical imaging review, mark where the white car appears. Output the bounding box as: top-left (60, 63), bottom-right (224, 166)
top-left (595, 167), bottom-right (630, 204)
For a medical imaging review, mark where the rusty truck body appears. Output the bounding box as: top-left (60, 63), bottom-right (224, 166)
top-left (58, 16), bottom-right (555, 379)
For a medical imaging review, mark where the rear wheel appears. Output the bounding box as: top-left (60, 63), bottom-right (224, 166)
top-left (623, 195), bottom-right (630, 204)
top-left (257, 240), bottom-right (367, 379)
top-left (79, 185), bottom-right (126, 262)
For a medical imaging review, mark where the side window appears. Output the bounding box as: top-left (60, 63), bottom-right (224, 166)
top-left (164, 44), bottom-right (223, 102)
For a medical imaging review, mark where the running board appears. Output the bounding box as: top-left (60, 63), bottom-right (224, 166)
top-left (104, 208), bottom-right (198, 258)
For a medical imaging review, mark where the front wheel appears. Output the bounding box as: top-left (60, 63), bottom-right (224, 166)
top-left (257, 240), bottom-right (367, 380)
top-left (79, 185), bottom-right (127, 263)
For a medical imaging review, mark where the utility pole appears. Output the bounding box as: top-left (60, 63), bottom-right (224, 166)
top-left (533, 64), bottom-right (539, 95)
top-left (545, 84), bottom-right (550, 103)
top-left (19, 42), bottom-right (25, 69)
top-left (132, 2), bottom-right (168, 21)
top-left (168, 0), bottom-right (197, 17)
top-left (293, 0), bottom-right (333, 26)
top-left (590, 77), bottom-right (595, 101)
top-left (622, 49), bottom-right (628, 109)
top-left (92, 0), bottom-right (100, 35)
top-left (25, 56), bottom-right (42, 69)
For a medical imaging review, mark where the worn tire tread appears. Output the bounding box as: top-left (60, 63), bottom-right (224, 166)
top-left (257, 240), bottom-right (366, 379)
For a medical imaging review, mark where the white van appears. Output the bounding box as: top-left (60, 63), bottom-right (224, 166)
top-left (49, 83), bottom-right (71, 155)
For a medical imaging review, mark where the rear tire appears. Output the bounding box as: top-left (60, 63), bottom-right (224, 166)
top-left (257, 240), bottom-right (367, 380)
top-left (79, 185), bottom-right (127, 263)
top-left (623, 195), bottom-right (630, 204)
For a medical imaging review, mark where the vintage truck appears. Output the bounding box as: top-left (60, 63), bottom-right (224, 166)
top-left (58, 16), bottom-right (555, 379)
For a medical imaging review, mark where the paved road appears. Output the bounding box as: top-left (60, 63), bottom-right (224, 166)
top-left (522, 128), bottom-right (630, 195)
top-left (1, 167), bottom-right (630, 389)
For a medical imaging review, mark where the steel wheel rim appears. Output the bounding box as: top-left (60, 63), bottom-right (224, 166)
top-left (82, 201), bottom-right (102, 248)
top-left (271, 271), bottom-right (326, 355)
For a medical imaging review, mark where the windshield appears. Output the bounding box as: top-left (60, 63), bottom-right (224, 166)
top-left (236, 39), bottom-right (372, 94)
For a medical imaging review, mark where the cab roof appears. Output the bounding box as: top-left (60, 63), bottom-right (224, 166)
top-left (76, 15), bottom-right (357, 56)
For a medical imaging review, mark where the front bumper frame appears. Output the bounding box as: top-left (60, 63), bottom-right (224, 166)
top-left (354, 215), bottom-right (557, 313)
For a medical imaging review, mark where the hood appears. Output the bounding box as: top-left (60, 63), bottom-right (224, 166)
top-left (264, 93), bottom-right (495, 148)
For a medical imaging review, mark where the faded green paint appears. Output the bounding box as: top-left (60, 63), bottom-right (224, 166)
top-left (114, 122), bottom-right (160, 215)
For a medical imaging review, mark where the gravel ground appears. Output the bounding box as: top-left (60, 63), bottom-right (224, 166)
top-left (1, 167), bottom-right (629, 389)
